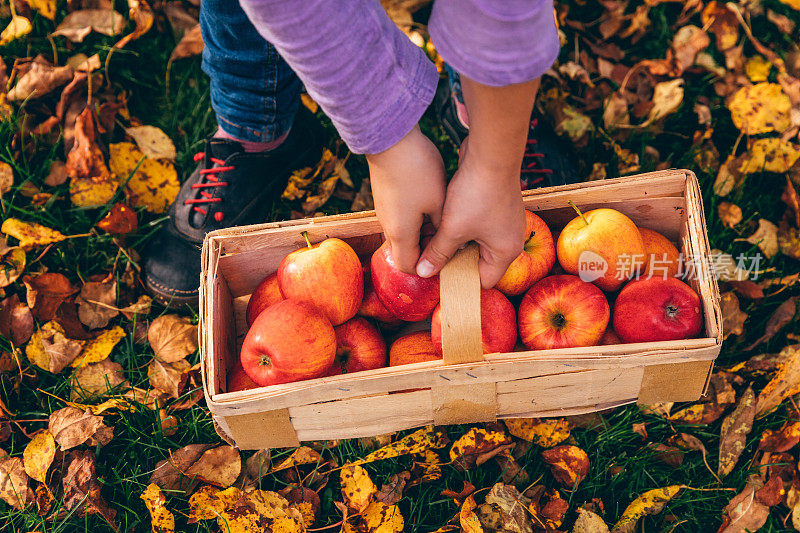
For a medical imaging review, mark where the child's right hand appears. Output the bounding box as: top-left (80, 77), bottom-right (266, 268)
top-left (366, 125), bottom-right (447, 274)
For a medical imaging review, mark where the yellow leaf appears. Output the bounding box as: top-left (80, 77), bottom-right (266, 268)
top-left (26, 0), bottom-right (56, 20)
top-left (643, 79), bottom-right (684, 125)
top-left (746, 55), bottom-right (772, 82)
top-left (0, 247), bottom-right (26, 287)
top-left (740, 138), bottom-right (800, 174)
top-left (779, 0), bottom-right (800, 10)
top-left (352, 426), bottom-right (448, 465)
top-left (147, 314), bottom-right (197, 363)
top-left (611, 485), bottom-right (683, 533)
top-left (739, 219), bottom-right (779, 259)
top-left (69, 174), bottom-right (120, 208)
top-left (23, 430), bottom-right (56, 483)
top-left (109, 142), bottom-right (180, 214)
top-left (668, 404), bottom-right (706, 424)
top-left (504, 418), bottom-right (571, 448)
top-left (0, 16), bottom-right (32, 46)
top-left (1, 218), bottom-right (66, 251)
top-left (125, 126), bottom-right (176, 161)
top-left (188, 485), bottom-right (240, 523)
top-left (756, 345), bottom-right (800, 416)
top-left (70, 326), bottom-right (125, 368)
top-left (341, 464), bottom-right (376, 513)
top-left (409, 449), bottom-right (442, 486)
top-left (140, 483), bottom-right (175, 533)
top-left (728, 83), bottom-right (792, 134)
top-left (271, 446), bottom-right (321, 472)
top-left (459, 495), bottom-right (483, 533)
top-left (26, 321), bottom-right (82, 373)
top-left (363, 501), bottom-right (404, 533)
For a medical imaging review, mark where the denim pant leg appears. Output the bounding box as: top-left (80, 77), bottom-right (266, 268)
top-left (199, 0), bottom-right (301, 143)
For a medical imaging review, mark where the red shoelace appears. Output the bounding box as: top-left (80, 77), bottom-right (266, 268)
top-left (520, 118), bottom-right (553, 188)
top-left (184, 152), bottom-right (233, 221)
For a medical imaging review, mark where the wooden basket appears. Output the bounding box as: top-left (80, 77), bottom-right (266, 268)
top-left (200, 169), bottom-right (722, 450)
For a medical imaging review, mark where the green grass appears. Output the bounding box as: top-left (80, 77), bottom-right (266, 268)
top-left (1, 0), bottom-right (800, 531)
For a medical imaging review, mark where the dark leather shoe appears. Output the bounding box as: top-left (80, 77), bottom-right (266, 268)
top-left (144, 107), bottom-right (323, 308)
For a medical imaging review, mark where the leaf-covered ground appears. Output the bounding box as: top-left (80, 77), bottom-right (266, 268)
top-left (1, 0), bottom-right (800, 532)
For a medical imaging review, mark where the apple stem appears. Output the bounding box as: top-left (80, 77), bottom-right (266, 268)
top-left (568, 200), bottom-right (589, 227)
top-left (302, 231), bottom-right (313, 249)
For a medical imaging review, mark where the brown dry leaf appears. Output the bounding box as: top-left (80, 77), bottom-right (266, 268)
top-left (2, 59), bottom-right (67, 102)
top-left (718, 202), bottom-right (743, 228)
top-left (96, 203), bottom-right (138, 234)
top-left (375, 471), bottom-right (410, 505)
top-left (449, 427), bottom-right (512, 470)
top-left (729, 84), bottom-right (792, 135)
top-left (241, 449), bottom-right (271, 488)
top-left (477, 482), bottom-right (532, 533)
top-left (341, 464), bottom-right (377, 513)
top-left (718, 386), bottom-right (756, 477)
top-left (67, 107), bottom-right (118, 208)
top-left (22, 430), bottom-right (56, 483)
top-left (48, 406), bottom-right (110, 450)
top-left (670, 25), bottom-right (710, 74)
top-left (603, 92), bottom-right (630, 129)
top-left (0, 246), bottom-right (26, 288)
top-left (573, 508), bottom-right (610, 533)
top-left (148, 314), bottom-right (197, 363)
top-left (184, 445), bottom-right (241, 488)
top-left (121, 295), bottom-right (151, 320)
top-left (540, 445), bottom-right (590, 489)
top-left (783, 177), bottom-right (800, 228)
top-left (0, 294), bottom-right (33, 345)
top-left (113, 0), bottom-right (154, 50)
top-left (76, 281), bottom-right (118, 329)
top-left (271, 446), bottom-right (321, 472)
top-left (779, 223), bottom-right (800, 261)
top-left (721, 291), bottom-right (747, 340)
top-left (150, 443), bottom-right (216, 493)
top-left (353, 426), bottom-right (448, 465)
top-left (45, 160), bottom-right (68, 187)
top-left (729, 280), bottom-right (764, 300)
top-left (504, 418), bottom-right (571, 448)
top-left (26, 321), bottom-right (83, 373)
top-left (2, 218), bottom-right (66, 251)
top-left (24, 273), bottom-right (78, 321)
top-left (148, 357), bottom-right (190, 399)
top-left (70, 325), bottom-right (125, 368)
top-left (52, 9), bottom-right (125, 42)
top-left (71, 358), bottom-right (128, 398)
top-left (109, 142), bottom-right (179, 213)
top-left (140, 483), bottom-right (175, 533)
top-left (702, 1), bottom-right (738, 51)
top-left (62, 449), bottom-right (117, 527)
top-left (746, 297), bottom-right (798, 350)
top-left (756, 344), bottom-right (800, 416)
top-left (0, 162), bottom-right (13, 196)
top-left (719, 478), bottom-right (769, 533)
top-left (125, 125), bottom-right (176, 161)
top-left (640, 79), bottom-right (684, 126)
top-left (0, 15), bottom-right (32, 46)
top-left (758, 420), bottom-right (800, 452)
top-left (350, 177), bottom-right (374, 212)
top-left (714, 155), bottom-right (744, 196)
top-left (170, 23), bottom-right (203, 61)
top-left (738, 219), bottom-right (779, 258)
top-left (611, 485), bottom-right (683, 533)
top-left (0, 455), bottom-right (30, 509)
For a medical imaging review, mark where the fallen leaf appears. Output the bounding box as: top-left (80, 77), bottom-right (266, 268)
top-left (140, 483), bottom-right (175, 533)
top-left (76, 281), bottom-right (118, 329)
top-left (284, 485), bottom-right (320, 527)
top-left (126, 126), bottom-right (176, 161)
top-left (70, 358), bottom-right (128, 398)
top-left (147, 314), bottom-right (198, 363)
top-left (729, 280), bottom-right (764, 300)
top-left (758, 420), bottom-right (800, 452)
top-left (112, 0), bottom-right (154, 50)
top-left (718, 386), bottom-right (756, 477)
top-left (611, 485), bottom-right (682, 533)
top-left (189, 486), bottom-right (306, 531)
top-left (719, 478), bottom-right (769, 533)
top-left (70, 325), bottom-right (125, 368)
top-left (409, 449), bottom-right (442, 486)
top-left (714, 155), bottom-right (744, 196)
top-left (109, 142), bottom-right (179, 213)
top-left (738, 219), bottom-right (779, 259)
top-left (648, 443), bottom-right (684, 468)
top-left (187, 485), bottom-right (239, 523)
top-left (504, 418), bottom-right (571, 448)
top-left (721, 291), bottom-right (747, 340)
top-left (746, 297), bottom-right (798, 350)
top-left (540, 445), bottom-right (590, 489)
top-left (62, 449), bottom-right (117, 526)
top-left (573, 508), bottom-right (610, 533)
top-left (495, 450), bottom-right (529, 487)
top-left (756, 344), bottom-right (800, 415)
top-left (271, 446), bottom-right (321, 472)
top-left (729, 83), bottom-right (792, 135)
top-left (670, 25), bottom-right (709, 75)
top-left (353, 426), bottom-right (448, 465)
top-left (710, 250), bottom-right (754, 282)
top-left (341, 464), bottom-right (376, 513)
top-left (148, 357), bottom-right (190, 398)
top-left (779, 223), bottom-right (800, 261)
top-left (718, 202), bottom-right (743, 228)
top-left (184, 445), bottom-right (241, 488)
top-left (702, 1), bottom-right (738, 51)
top-left (22, 430), bottom-right (56, 483)
top-left (363, 500), bottom-right (404, 532)
top-left (0, 162), bottom-right (13, 196)
top-left (67, 107), bottom-right (118, 208)
top-left (96, 203), bottom-right (138, 234)
top-left (375, 471), bottom-right (410, 505)
top-left (121, 295), bottom-right (151, 320)
top-left (0, 455), bottom-right (30, 509)
top-left (24, 273), bottom-right (78, 321)
top-left (350, 177), bottom-right (374, 212)
top-left (746, 55), bottom-right (772, 83)
top-left (26, 321), bottom-right (83, 373)
top-left (477, 483), bottom-right (532, 533)
top-left (2, 218), bottom-right (66, 251)
top-left (169, 23), bottom-right (203, 61)
top-left (459, 495), bottom-right (484, 533)
top-left (0, 294), bottom-right (33, 345)
top-left (450, 427), bottom-right (513, 470)
top-left (0, 15), bottom-right (32, 46)
top-left (48, 406), bottom-right (110, 450)
top-left (52, 9), bottom-right (125, 42)
top-left (150, 443), bottom-right (216, 493)
top-left (603, 92), bottom-right (630, 129)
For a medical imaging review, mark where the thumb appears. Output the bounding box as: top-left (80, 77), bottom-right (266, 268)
top-left (416, 225), bottom-right (464, 278)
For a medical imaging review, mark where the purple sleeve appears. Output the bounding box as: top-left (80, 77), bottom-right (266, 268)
top-left (236, 0), bottom-right (438, 154)
top-left (429, 0), bottom-right (560, 87)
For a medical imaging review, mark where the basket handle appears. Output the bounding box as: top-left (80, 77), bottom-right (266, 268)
top-left (438, 242), bottom-right (484, 364)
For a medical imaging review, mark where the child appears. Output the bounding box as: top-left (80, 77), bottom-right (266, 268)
top-left (144, 0), bottom-right (575, 307)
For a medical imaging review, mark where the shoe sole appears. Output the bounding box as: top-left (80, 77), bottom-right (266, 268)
top-left (145, 273), bottom-right (200, 310)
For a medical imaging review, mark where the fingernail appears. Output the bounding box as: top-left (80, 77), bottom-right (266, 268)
top-left (416, 259), bottom-right (435, 277)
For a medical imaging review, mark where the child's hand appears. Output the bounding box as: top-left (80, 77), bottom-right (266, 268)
top-left (416, 136), bottom-right (525, 288)
top-left (366, 125), bottom-right (447, 273)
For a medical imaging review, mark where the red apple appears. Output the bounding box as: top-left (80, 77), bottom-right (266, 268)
top-left (639, 228), bottom-right (682, 279)
top-left (496, 210), bottom-right (556, 296)
top-left (240, 299), bottom-right (336, 386)
top-left (599, 328), bottom-right (621, 345)
top-left (371, 242), bottom-right (439, 322)
top-left (518, 274), bottom-right (610, 350)
top-left (246, 272), bottom-right (284, 326)
top-left (430, 288), bottom-right (517, 355)
top-left (278, 236), bottom-right (363, 326)
top-left (228, 361), bottom-right (260, 392)
top-left (389, 331), bottom-right (442, 366)
top-left (358, 265), bottom-right (403, 328)
top-left (325, 317), bottom-right (387, 376)
top-left (613, 277), bottom-right (702, 343)
top-left (556, 206), bottom-right (645, 292)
